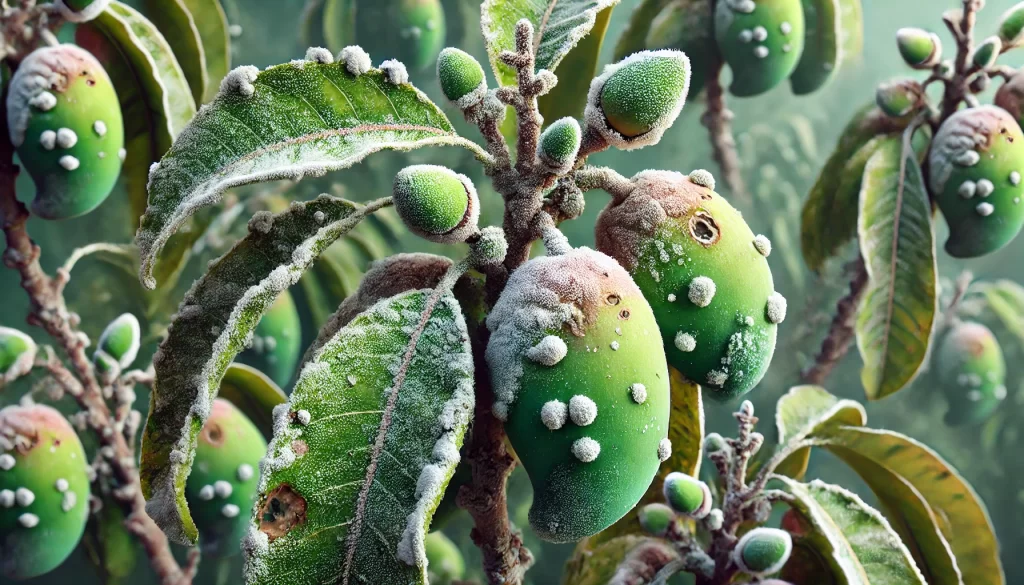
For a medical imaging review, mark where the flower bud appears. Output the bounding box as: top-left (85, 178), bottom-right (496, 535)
top-left (393, 164), bottom-right (480, 244)
top-left (94, 313), bottom-right (141, 370)
top-left (875, 78), bottom-right (923, 118)
top-left (662, 472), bottom-right (712, 518)
top-left (637, 502), bottom-right (676, 537)
top-left (537, 118), bottom-right (582, 174)
top-left (436, 48), bottom-right (486, 108)
top-left (972, 36), bottom-right (1002, 70)
top-left (704, 432), bottom-right (728, 453)
top-left (999, 2), bottom-right (1024, 48)
top-left (0, 327), bottom-right (37, 385)
top-left (896, 28), bottom-right (942, 69)
top-left (734, 527), bottom-right (793, 576)
top-left (469, 226), bottom-right (508, 266)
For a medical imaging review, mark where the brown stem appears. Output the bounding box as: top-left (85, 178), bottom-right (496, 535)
top-left (801, 257), bottom-right (869, 385)
top-left (940, 0), bottom-right (983, 120)
top-left (701, 60), bottom-right (749, 203)
top-left (0, 85), bottom-right (192, 585)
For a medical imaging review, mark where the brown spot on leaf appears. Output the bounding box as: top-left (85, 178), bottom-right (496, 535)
top-left (259, 484), bottom-right (307, 542)
top-left (291, 440), bottom-right (308, 457)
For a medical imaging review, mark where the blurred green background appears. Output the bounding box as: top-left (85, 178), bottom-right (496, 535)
top-left (3, 0), bottom-right (1024, 583)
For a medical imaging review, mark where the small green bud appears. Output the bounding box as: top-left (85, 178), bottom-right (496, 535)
top-left (638, 502), bottom-right (676, 537)
top-left (704, 432), bottom-right (728, 453)
top-left (537, 117), bottom-right (582, 174)
top-left (94, 313), bottom-right (140, 370)
top-left (424, 531), bottom-right (465, 584)
top-left (54, 0), bottom-right (108, 22)
top-left (436, 48), bottom-right (485, 108)
top-left (999, 2), bottom-right (1024, 48)
top-left (972, 36), bottom-right (1002, 70)
top-left (586, 50), bottom-right (690, 149)
top-left (469, 226), bottom-right (508, 266)
top-left (734, 527), bottom-right (793, 576)
top-left (0, 327), bottom-right (36, 385)
top-left (662, 472), bottom-right (712, 518)
top-left (875, 79), bottom-right (923, 118)
top-left (896, 28), bottom-right (942, 69)
top-left (393, 164), bottom-right (480, 244)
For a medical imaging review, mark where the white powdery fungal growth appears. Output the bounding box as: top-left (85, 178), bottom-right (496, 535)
top-left (752, 26), bottom-right (767, 41)
top-left (976, 179), bottom-right (995, 198)
top-left (380, 60), bottom-right (410, 85)
top-left (0, 489), bottom-right (13, 507)
top-left (198, 485), bottom-right (215, 501)
top-left (708, 369), bottom-right (729, 386)
top-left (222, 503), bottom-right (240, 518)
top-left (630, 383), bottom-right (648, 404)
top-left (214, 480), bottom-right (233, 498)
top-left (237, 463), bottom-right (254, 482)
top-left (29, 92), bottom-right (57, 112)
top-left (15, 487), bottom-right (34, 507)
top-left (18, 513), bottom-right (39, 528)
top-left (688, 276), bottom-right (716, 307)
top-left (339, 46), bottom-right (372, 76)
top-left (61, 491), bottom-right (77, 512)
top-left (572, 437), bottom-right (601, 462)
top-left (304, 47), bottom-right (334, 64)
top-left (525, 335), bottom-right (568, 366)
top-left (610, 340), bottom-right (620, 351)
top-left (220, 65), bottom-right (260, 98)
top-left (1011, 171), bottom-right (1022, 186)
top-left (688, 169), bottom-right (716, 190)
top-left (929, 106), bottom-right (1008, 194)
top-left (540, 400), bottom-right (569, 430)
top-left (753, 234), bottom-right (771, 257)
top-left (39, 130), bottom-right (56, 150)
top-left (0, 453), bottom-right (14, 470)
top-left (657, 438), bottom-right (672, 462)
top-left (569, 395), bottom-right (598, 426)
top-left (5, 46), bottom-right (78, 146)
top-left (753, 46), bottom-right (769, 59)
top-left (675, 331), bottom-right (696, 352)
top-left (766, 292), bottom-right (787, 324)
top-left (295, 409), bottom-right (311, 425)
top-left (977, 202), bottom-right (995, 216)
top-left (56, 128), bottom-right (77, 149)
top-left (93, 120), bottom-right (107, 137)
top-left (54, 0), bottom-right (111, 22)
top-left (55, 478), bottom-right (69, 492)
top-left (959, 180), bottom-right (977, 199)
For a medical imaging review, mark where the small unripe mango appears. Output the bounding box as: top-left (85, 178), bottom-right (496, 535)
top-left (436, 48), bottom-right (485, 107)
top-left (486, 248), bottom-right (671, 542)
top-left (393, 164), bottom-right (479, 244)
top-left (93, 313), bottom-right (140, 374)
top-left (928, 105), bottom-right (1024, 257)
top-left (5, 45), bottom-right (124, 220)
top-left (239, 290), bottom-right (302, 388)
top-left (936, 321), bottom-right (1006, 426)
top-left (714, 0), bottom-right (805, 97)
top-left (424, 531), bottom-right (465, 584)
top-left (999, 2), bottom-right (1024, 48)
top-left (662, 472), bottom-right (712, 518)
top-left (638, 502), bottom-right (676, 537)
top-left (0, 327), bottom-right (36, 386)
top-left (184, 398), bottom-right (267, 556)
top-left (0, 404), bottom-right (90, 580)
top-left (596, 170), bottom-right (781, 400)
top-left (391, 0), bottom-right (446, 71)
top-left (734, 527), bottom-right (793, 576)
top-left (896, 28), bottom-right (942, 69)
top-left (537, 117), bottom-right (582, 174)
top-left (585, 50), bottom-right (690, 149)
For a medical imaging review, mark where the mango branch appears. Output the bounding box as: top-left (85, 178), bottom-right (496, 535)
top-left (802, 257), bottom-right (868, 385)
top-left (702, 59), bottom-right (749, 203)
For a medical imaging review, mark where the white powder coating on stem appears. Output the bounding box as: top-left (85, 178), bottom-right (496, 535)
top-left (220, 66), bottom-right (260, 98)
top-left (688, 276), bottom-right (716, 307)
top-left (753, 234), bottom-right (771, 257)
top-left (525, 335), bottom-right (568, 366)
top-left (339, 46), bottom-right (372, 76)
top-left (540, 400), bottom-right (569, 430)
top-left (572, 437), bottom-right (601, 462)
top-left (657, 438), bottom-right (672, 462)
top-left (55, 0), bottom-right (111, 22)
top-left (380, 60), bottom-right (410, 85)
top-left (304, 47), bottom-right (334, 64)
top-left (674, 331), bottom-right (697, 352)
top-left (929, 106), bottom-right (1013, 195)
top-left (568, 395), bottom-right (598, 426)
top-left (766, 292), bottom-right (787, 324)
top-left (630, 383), bottom-right (648, 404)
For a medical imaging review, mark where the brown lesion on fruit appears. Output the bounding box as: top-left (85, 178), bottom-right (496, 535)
top-left (259, 484), bottom-right (308, 542)
top-left (200, 421), bottom-right (225, 447)
top-left (688, 211), bottom-right (721, 248)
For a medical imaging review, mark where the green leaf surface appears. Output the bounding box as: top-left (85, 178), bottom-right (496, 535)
top-left (139, 195), bottom-right (390, 546)
top-left (771, 385), bottom-right (866, 479)
top-left (141, 0), bottom-right (208, 103)
top-left (75, 0), bottom-right (197, 228)
top-left (136, 60), bottom-right (474, 289)
top-left (537, 5), bottom-right (614, 123)
top-left (244, 289), bottom-right (474, 585)
top-left (776, 477), bottom-right (927, 585)
top-left (856, 136), bottom-right (937, 400)
top-left (181, 0), bottom-right (232, 102)
top-left (481, 0), bottom-right (620, 86)
top-left (612, 0), bottom-right (673, 60)
top-left (218, 362), bottom-right (288, 440)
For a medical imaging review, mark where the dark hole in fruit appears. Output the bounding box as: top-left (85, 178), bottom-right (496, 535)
top-left (619, 308), bottom-right (631, 320)
top-left (202, 422), bottom-right (224, 447)
top-left (86, 79), bottom-right (95, 86)
top-left (688, 211), bottom-right (721, 247)
top-left (259, 484), bottom-right (307, 542)
top-left (606, 294), bottom-right (620, 306)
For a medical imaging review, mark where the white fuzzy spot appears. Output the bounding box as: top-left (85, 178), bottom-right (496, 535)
top-left (955, 150), bottom-right (980, 166)
top-left (55, 478), bottom-right (69, 492)
top-left (61, 491), bottom-right (77, 512)
top-left (56, 128), bottom-right (77, 149)
top-left (525, 335), bottom-right (568, 366)
top-left (339, 46), bottom-right (372, 75)
top-left (959, 180), bottom-right (977, 198)
top-left (39, 130), bottom-right (56, 150)
top-left (688, 276), bottom-right (716, 307)
top-left (118, 148), bottom-right (126, 162)
top-left (738, 29), bottom-right (753, 43)
top-left (968, 390), bottom-right (982, 401)
top-left (229, 24), bottom-right (243, 37)
top-left (708, 369), bottom-right (729, 386)
top-left (15, 487), bottom-right (34, 507)
top-left (783, 44), bottom-right (792, 52)
top-left (667, 293), bottom-right (677, 302)
top-left (214, 480), bottom-right (233, 498)
top-left (630, 383), bottom-right (647, 404)
top-left (98, 151), bottom-right (106, 158)
top-left (198, 485), bottom-right (215, 501)
top-left (1011, 171), bottom-right (1021, 186)
top-left (995, 385), bottom-right (1008, 400)
top-left (222, 503), bottom-right (240, 518)
top-left (569, 395), bottom-right (598, 426)
top-left (675, 331), bottom-right (696, 352)
top-left (766, 292), bottom-right (787, 324)
top-left (754, 46), bottom-right (769, 59)
top-left (30, 92), bottom-right (57, 112)
top-left (220, 65), bottom-right (259, 97)
top-left (657, 438), bottom-right (672, 462)
top-left (733, 0), bottom-right (755, 12)
top-left (572, 437), bottom-right (601, 462)
top-left (688, 169), bottom-right (716, 190)
top-left (59, 155), bottom-right (80, 171)
top-left (305, 47), bottom-right (334, 64)
top-left (93, 120), bottom-right (107, 137)
top-left (380, 59), bottom-right (409, 85)
top-left (610, 340), bottom-right (620, 351)
top-left (0, 454), bottom-right (14, 470)
top-left (296, 409), bottom-right (311, 425)
top-left (540, 400), bottom-right (568, 430)
top-left (0, 489), bottom-right (13, 507)
top-left (976, 179), bottom-right (995, 197)
top-left (313, 210), bottom-right (326, 224)
top-left (18, 513), bottom-right (39, 528)
top-left (976, 202), bottom-right (995, 216)
top-left (752, 26), bottom-right (768, 42)
top-left (753, 234), bottom-right (771, 257)
top-left (780, 22), bottom-right (792, 35)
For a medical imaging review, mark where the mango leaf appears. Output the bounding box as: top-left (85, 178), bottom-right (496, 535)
top-left (481, 0), bottom-right (620, 87)
top-left (181, 0), bottom-right (232, 102)
top-left (219, 362), bottom-right (288, 439)
top-left (76, 1), bottom-right (197, 228)
top-left (537, 5), bottom-right (614, 123)
top-left (243, 289), bottom-right (474, 585)
top-left (775, 477), bottom-right (927, 585)
top-left (782, 540), bottom-right (840, 585)
top-left (81, 493), bottom-right (138, 585)
top-left (136, 59), bottom-right (479, 289)
top-left (562, 535), bottom-right (677, 585)
top-left (816, 426), bottom-right (1003, 585)
top-left (141, 0), bottom-right (207, 103)
top-left (980, 279), bottom-right (1024, 343)
top-left (771, 385), bottom-right (866, 479)
top-left (855, 136), bottom-right (937, 400)
top-left (612, 0), bottom-right (673, 60)
top-left (139, 195), bottom-right (391, 546)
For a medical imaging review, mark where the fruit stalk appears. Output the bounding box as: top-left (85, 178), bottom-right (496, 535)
top-left (0, 84), bottom-right (195, 585)
top-left (701, 54), bottom-right (750, 203)
top-left (801, 257), bottom-right (869, 384)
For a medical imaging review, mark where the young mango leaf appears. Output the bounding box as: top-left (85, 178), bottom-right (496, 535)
top-left (790, 0), bottom-right (842, 95)
top-left (481, 0), bottom-right (620, 87)
top-left (136, 58), bottom-right (480, 289)
top-left (856, 136), bottom-right (937, 400)
top-left (218, 362), bottom-right (288, 439)
top-left (139, 195), bottom-right (391, 546)
top-left (243, 289), bottom-right (474, 585)
top-left (770, 385), bottom-right (866, 479)
top-left (75, 1), bottom-right (198, 228)
top-left (816, 426), bottom-right (1004, 585)
top-left (775, 477), bottom-right (927, 585)
top-left (612, 0), bottom-right (674, 60)
top-left (537, 5), bottom-right (614, 123)
top-left (141, 0), bottom-right (208, 103)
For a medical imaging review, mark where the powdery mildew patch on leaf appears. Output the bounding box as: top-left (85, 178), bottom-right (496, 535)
top-left (481, 0), bottom-right (620, 86)
top-left (243, 289), bottom-right (473, 585)
top-left (140, 195), bottom-right (388, 546)
top-left (136, 59), bottom-right (474, 288)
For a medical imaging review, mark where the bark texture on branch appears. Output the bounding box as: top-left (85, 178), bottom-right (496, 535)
top-left (802, 257), bottom-right (869, 385)
top-left (701, 61), bottom-right (749, 203)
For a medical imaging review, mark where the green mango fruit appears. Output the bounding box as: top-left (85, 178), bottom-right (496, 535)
top-left (936, 321), bottom-right (1006, 426)
top-left (486, 248), bottom-right (671, 542)
top-left (436, 47), bottom-right (486, 107)
top-left (0, 404), bottom-right (90, 579)
top-left (344, 0), bottom-right (446, 71)
top-left (596, 170), bottom-right (781, 400)
top-left (875, 78), bottom-right (923, 118)
top-left (392, 164), bottom-right (480, 244)
top-left (714, 0), bottom-right (805, 97)
top-left (896, 27), bottom-right (941, 69)
top-left (239, 291), bottom-right (302, 388)
top-left (184, 398), bottom-right (267, 557)
top-left (5, 44), bottom-right (124, 220)
top-left (424, 531), bottom-right (465, 584)
top-left (734, 527), bottom-right (792, 576)
top-left (928, 105), bottom-right (1024, 258)
top-left (645, 0), bottom-right (715, 96)
top-left (972, 36), bottom-right (1002, 70)
top-left (789, 0), bottom-right (841, 95)
top-left (0, 327), bottom-right (37, 386)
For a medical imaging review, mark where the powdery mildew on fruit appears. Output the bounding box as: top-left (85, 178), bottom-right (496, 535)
top-left (929, 106), bottom-right (1014, 195)
top-left (630, 383), bottom-right (647, 404)
top-left (753, 234), bottom-right (771, 256)
top-left (657, 438), bottom-right (672, 461)
top-left (525, 335), bottom-right (569, 366)
top-left (674, 331), bottom-right (696, 352)
top-left (687, 276), bottom-right (716, 307)
top-left (571, 437), bottom-right (601, 462)
top-left (568, 395), bottom-right (598, 426)
top-left (6, 45), bottom-right (99, 146)
top-left (540, 400), bottom-right (568, 430)
top-left (765, 292), bottom-right (788, 324)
